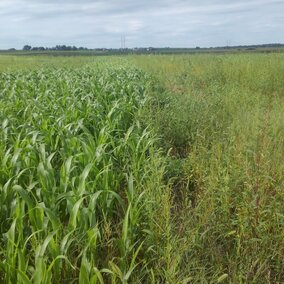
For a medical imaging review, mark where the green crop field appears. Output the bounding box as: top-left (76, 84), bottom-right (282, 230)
top-left (0, 53), bottom-right (284, 283)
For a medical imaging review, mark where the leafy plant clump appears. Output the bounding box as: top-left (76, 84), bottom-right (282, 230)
top-left (0, 66), bottom-right (170, 283)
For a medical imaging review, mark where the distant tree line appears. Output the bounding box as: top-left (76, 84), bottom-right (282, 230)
top-left (15, 43), bottom-right (284, 54)
top-left (209, 43), bottom-right (284, 50)
top-left (22, 45), bottom-right (89, 51)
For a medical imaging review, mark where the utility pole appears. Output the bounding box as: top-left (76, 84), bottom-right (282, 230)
top-left (121, 35), bottom-right (126, 50)
top-left (226, 40), bottom-right (231, 49)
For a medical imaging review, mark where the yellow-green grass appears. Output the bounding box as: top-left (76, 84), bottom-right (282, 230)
top-left (0, 55), bottom-right (130, 71)
top-left (135, 53), bottom-right (284, 282)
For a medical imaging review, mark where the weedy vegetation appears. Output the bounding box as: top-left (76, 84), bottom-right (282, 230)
top-left (0, 53), bottom-right (284, 283)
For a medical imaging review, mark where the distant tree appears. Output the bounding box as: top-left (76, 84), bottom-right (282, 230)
top-left (55, 45), bottom-right (72, 51)
top-left (23, 45), bottom-right (32, 51)
top-left (20, 45), bottom-right (92, 52)
top-left (31, 46), bottom-right (45, 51)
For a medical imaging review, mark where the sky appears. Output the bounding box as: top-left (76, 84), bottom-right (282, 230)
top-left (0, 0), bottom-right (283, 49)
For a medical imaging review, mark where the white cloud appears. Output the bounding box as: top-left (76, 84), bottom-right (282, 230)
top-left (0, 0), bottom-right (283, 49)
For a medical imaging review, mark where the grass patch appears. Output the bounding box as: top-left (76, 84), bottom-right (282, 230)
top-left (136, 53), bottom-right (284, 282)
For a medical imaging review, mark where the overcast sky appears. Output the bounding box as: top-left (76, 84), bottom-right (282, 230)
top-left (0, 0), bottom-right (283, 49)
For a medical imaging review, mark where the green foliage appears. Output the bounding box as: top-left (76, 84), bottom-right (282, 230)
top-left (1, 53), bottom-right (284, 283)
top-left (0, 65), bottom-right (170, 283)
top-left (136, 53), bottom-right (284, 282)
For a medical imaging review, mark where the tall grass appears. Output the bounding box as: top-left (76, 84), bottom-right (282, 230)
top-left (0, 65), bottom-right (173, 283)
top-left (136, 53), bottom-right (284, 282)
